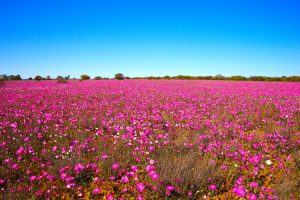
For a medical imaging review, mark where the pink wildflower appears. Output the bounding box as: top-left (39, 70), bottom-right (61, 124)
top-left (92, 187), bottom-right (100, 195)
top-left (29, 176), bottom-right (37, 181)
top-left (106, 194), bottom-right (114, 200)
top-left (10, 123), bottom-right (17, 128)
top-left (60, 173), bottom-right (68, 180)
top-left (121, 175), bottom-right (129, 183)
top-left (236, 176), bottom-right (244, 185)
top-left (136, 183), bottom-right (145, 192)
top-left (131, 165), bottom-right (138, 172)
top-left (209, 184), bottom-right (217, 191)
top-left (249, 182), bottom-right (259, 188)
top-left (137, 194), bottom-right (144, 200)
top-left (149, 171), bottom-right (159, 181)
top-left (111, 163), bottom-right (119, 170)
top-left (37, 133), bottom-right (43, 139)
top-left (248, 193), bottom-right (257, 200)
top-left (145, 165), bottom-right (154, 172)
top-left (11, 163), bottom-right (19, 170)
top-left (149, 159), bottom-right (155, 164)
top-left (233, 186), bottom-right (246, 197)
top-left (166, 185), bottom-right (174, 191)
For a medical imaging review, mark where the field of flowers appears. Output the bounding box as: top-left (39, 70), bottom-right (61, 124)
top-left (0, 80), bottom-right (299, 199)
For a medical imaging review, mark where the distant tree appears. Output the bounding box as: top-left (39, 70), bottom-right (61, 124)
top-left (214, 74), bottom-right (225, 80)
top-left (179, 75), bottom-right (193, 79)
top-left (148, 76), bottom-right (162, 80)
top-left (125, 76), bottom-right (131, 79)
top-left (200, 76), bottom-right (213, 80)
top-left (8, 74), bottom-right (22, 80)
top-left (80, 74), bottom-right (90, 80)
top-left (249, 76), bottom-right (266, 81)
top-left (16, 75), bottom-right (22, 80)
top-left (34, 75), bottom-right (43, 81)
top-left (56, 76), bottom-right (68, 83)
top-left (114, 73), bottom-right (125, 80)
top-left (176, 75), bottom-right (184, 79)
top-left (0, 74), bottom-right (21, 80)
top-left (94, 76), bottom-right (102, 80)
top-left (281, 76), bottom-right (288, 82)
top-left (57, 79), bottom-right (68, 83)
top-left (28, 77), bottom-right (33, 80)
top-left (229, 75), bottom-right (247, 81)
top-left (0, 74), bottom-right (8, 81)
top-left (65, 75), bottom-right (70, 80)
top-left (46, 76), bottom-right (51, 80)
top-left (287, 76), bottom-right (300, 82)
top-left (267, 77), bottom-right (281, 82)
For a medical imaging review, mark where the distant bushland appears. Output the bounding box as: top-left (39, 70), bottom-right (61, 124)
top-left (145, 75), bottom-right (300, 82)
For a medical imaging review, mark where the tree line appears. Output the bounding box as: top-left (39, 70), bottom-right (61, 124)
top-left (0, 73), bottom-right (125, 81)
top-left (1, 73), bottom-right (300, 82)
top-left (144, 75), bottom-right (300, 82)
top-left (0, 74), bottom-right (22, 81)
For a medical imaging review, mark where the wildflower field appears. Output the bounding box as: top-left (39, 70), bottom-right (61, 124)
top-left (0, 80), bottom-right (299, 199)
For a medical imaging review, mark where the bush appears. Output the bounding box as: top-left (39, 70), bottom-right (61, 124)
top-left (114, 73), bottom-right (125, 80)
top-left (228, 75), bottom-right (247, 81)
top-left (80, 74), bottom-right (90, 80)
top-left (214, 74), bottom-right (225, 80)
top-left (249, 76), bottom-right (266, 81)
top-left (34, 75), bottom-right (43, 81)
top-left (56, 76), bottom-right (69, 83)
top-left (94, 76), bottom-right (102, 80)
top-left (57, 79), bottom-right (68, 84)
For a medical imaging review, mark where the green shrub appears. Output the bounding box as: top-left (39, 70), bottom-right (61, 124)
top-left (114, 73), bottom-right (125, 80)
top-left (57, 79), bottom-right (68, 83)
top-left (80, 74), bottom-right (90, 80)
top-left (34, 75), bottom-right (43, 81)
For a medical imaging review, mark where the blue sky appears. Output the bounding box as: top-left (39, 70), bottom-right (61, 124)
top-left (0, 0), bottom-right (300, 78)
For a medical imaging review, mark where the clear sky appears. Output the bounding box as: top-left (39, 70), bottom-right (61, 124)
top-left (0, 0), bottom-right (300, 78)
